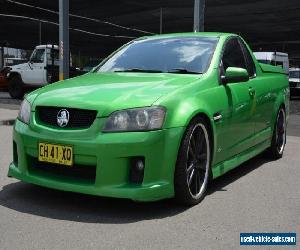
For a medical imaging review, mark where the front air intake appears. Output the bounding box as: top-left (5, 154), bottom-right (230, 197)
top-left (36, 106), bottom-right (97, 129)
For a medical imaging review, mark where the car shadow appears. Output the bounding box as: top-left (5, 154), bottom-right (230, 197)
top-left (207, 152), bottom-right (271, 194)
top-left (0, 181), bottom-right (186, 224)
top-left (0, 152), bottom-right (272, 224)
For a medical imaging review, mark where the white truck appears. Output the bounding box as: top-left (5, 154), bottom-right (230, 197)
top-left (253, 52), bottom-right (289, 75)
top-left (7, 45), bottom-right (79, 99)
top-left (289, 68), bottom-right (300, 96)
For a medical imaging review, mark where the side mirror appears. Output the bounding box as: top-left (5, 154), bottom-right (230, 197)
top-left (223, 67), bottom-right (249, 84)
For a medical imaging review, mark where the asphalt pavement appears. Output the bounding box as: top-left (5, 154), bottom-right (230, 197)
top-left (0, 92), bottom-right (299, 249)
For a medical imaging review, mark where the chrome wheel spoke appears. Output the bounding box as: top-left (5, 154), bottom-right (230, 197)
top-left (187, 163), bottom-right (194, 174)
top-left (188, 169), bottom-right (195, 185)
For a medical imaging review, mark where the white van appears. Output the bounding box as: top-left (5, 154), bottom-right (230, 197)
top-left (254, 52), bottom-right (289, 74)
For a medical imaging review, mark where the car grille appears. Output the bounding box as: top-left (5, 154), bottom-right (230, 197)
top-left (28, 156), bottom-right (96, 183)
top-left (36, 106), bottom-right (97, 128)
top-left (289, 82), bottom-right (297, 88)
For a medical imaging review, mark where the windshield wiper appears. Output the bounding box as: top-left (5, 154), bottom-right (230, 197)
top-left (114, 68), bottom-right (163, 73)
top-left (168, 68), bottom-right (202, 74)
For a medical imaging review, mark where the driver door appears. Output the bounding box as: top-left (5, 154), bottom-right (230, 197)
top-left (217, 38), bottom-right (256, 161)
top-left (23, 48), bottom-right (46, 85)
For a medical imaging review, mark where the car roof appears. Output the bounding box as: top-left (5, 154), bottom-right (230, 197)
top-left (138, 32), bottom-right (237, 41)
top-left (36, 45), bottom-right (59, 50)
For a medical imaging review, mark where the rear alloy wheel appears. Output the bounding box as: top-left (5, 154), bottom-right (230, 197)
top-left (175, 117), bottom-right (211, 205)
top-left (269, 108), bottom-right (286, 159)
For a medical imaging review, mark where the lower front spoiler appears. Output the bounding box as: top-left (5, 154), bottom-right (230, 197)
top-left (8, 163), bottom-right (173, 202)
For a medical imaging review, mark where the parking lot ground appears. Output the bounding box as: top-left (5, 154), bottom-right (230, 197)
top-left (0, 92), bottom-right (21, 110)
top-left (0, 98), bottom-right (299, 249)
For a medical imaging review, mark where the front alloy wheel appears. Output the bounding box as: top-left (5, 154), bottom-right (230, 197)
top-left (175, 117), bottom-right (211, 205)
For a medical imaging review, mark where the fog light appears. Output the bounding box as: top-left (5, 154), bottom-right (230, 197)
top-left (129, 157), bottom-right (145, 184)
top-left (136, 160), bottom-right (144, 171)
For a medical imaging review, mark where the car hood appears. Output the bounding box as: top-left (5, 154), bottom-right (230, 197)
top-left (32, 72), bottom-right (201, 117)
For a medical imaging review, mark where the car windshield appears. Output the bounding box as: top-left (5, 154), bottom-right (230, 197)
top-left (289, 71), bottom-right (300, 79)
top-left (96, 37), bottom-right (219, 74)
top-left (30, 48), bottom-right (45, 63)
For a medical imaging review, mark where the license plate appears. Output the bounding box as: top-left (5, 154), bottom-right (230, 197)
top-left (38, 142), bottom-right (73, 166)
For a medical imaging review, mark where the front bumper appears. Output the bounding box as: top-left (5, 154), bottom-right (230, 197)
top-left (8, 118), bottom-right (185, 201)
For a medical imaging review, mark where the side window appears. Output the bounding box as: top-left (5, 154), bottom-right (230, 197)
top-left (221, 38), bottom-right (247, 74)
top-left (239, 40), bottom-right (256, 77)
top-left (30, 49), bottom-right (45, 63)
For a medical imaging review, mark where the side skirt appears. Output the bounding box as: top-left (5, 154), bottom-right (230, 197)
top-left (211, 139), bottom-right (271, 179)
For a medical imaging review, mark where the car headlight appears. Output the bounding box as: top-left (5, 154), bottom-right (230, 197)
top-left (18, 99), bottom-right (31, 124)
top-left (103, 107), bottom-right (166, 132)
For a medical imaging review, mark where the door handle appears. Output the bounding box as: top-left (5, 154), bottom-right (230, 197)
top-left (248, 87), bottom-right (256, 97)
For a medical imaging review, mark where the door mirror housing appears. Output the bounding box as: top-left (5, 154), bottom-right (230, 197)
top-left (223, 67), bottom-right (249, 84)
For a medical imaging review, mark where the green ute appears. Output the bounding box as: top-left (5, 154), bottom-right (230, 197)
top-left (8, 32), bottom-right (289, 205)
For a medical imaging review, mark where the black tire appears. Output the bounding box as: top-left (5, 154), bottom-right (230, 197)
top-left (268, 107), bottom-right (286, 159)
top-left (174, 116), bottom-right (212, 206)
top-left (8, 75), bottom-right (24, 99)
